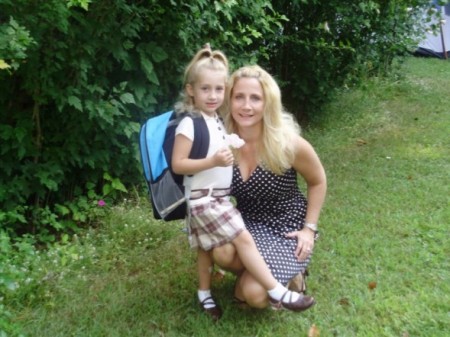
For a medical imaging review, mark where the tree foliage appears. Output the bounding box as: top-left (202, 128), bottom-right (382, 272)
top-left (0, 0), bottom-right (284, 238)
top-left (264, 0), bottom-right (434, 117)
top-left (0, 0), bottom-right (434, 239)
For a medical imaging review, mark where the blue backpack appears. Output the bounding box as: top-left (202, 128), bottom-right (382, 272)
top-left (139, 110), bottom-right (209, 220)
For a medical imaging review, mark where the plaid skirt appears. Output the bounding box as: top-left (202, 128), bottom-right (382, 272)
top-left (187, 196), bottom-right (245, 251)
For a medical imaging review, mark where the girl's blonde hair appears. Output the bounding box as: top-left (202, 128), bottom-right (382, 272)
top-left (223, 65), bottom-right (301, 175)
top-left (175, 44), bottom-right (229, 114)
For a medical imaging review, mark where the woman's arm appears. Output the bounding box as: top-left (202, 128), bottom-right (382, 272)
top-left (286, 135), bottom-right (327, 261)
top-left (292, 136), bottom-right (327, 225)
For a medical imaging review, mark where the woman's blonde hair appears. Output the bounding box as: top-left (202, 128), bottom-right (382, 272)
top-left (223, 65), bottom-right (301, 175)
top-left (175, 44), bottom-right (229, 114)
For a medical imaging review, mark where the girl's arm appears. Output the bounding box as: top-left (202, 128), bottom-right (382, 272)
top-left (172, 133), bottom-right (233, 175)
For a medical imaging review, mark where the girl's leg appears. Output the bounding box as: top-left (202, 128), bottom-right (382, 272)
top-left (231, 230), bottom-right (278, 290)
top-left (232, 230), bottom-right (315, 311)
top-left (197, 248), bottom-right (213, 290)
top-left (197, 248), bottom-right (222, 320)
top-left (212, 243), bottom-right (244, 274)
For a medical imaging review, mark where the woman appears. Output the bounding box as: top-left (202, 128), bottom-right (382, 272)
top-left (213, 65), bottom-right (327, 309)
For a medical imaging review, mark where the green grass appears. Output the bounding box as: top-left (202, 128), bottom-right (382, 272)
top-left (7, 56), bottom-right (450, 336)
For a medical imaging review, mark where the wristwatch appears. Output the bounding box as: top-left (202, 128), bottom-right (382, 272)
top-left (304, 222), bottom-right (319, 240)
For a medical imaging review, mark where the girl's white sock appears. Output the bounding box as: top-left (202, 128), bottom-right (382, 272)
top-left (268, 282), bottom-right (300, 303)
top-left (198, 289), bottom-right (216, 309)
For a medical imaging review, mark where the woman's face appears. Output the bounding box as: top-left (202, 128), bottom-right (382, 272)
top-left (230, 77), bottom-right (264, 128)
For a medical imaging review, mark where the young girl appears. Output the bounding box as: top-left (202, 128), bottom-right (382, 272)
top-left (171, 45), bottom-right (315, 321)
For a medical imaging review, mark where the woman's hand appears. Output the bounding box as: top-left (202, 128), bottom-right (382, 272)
top-left (285, 228), bottom-right (315, 261)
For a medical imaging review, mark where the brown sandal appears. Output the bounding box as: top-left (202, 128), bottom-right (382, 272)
top-left (287, 270), bottom-right (308, 294)
top-left (199, 296), bottom-right (222, 321)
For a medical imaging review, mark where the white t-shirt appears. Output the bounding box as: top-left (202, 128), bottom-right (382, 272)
top-left (175, 113), bottom-right (232, 190)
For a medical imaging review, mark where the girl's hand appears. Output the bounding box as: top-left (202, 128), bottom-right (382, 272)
top-left (285, 228), bottom-right (315, 261)
top-left (213, 148), bottom-right (234, 167)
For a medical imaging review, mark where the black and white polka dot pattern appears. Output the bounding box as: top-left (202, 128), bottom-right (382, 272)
top-left (232, 166), bottom-right (310, 285)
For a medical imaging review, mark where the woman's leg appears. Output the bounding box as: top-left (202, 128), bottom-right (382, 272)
top-left (235, 271), bottom-right (268, 309)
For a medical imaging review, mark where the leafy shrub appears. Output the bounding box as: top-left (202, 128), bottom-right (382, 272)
top-left (0, 16), bottom-right (35, 71)
top-left (265, 0), bottom-right (432, 118)
top-left (0, 0), bottom-right (435, 240)
top-left (0, 0), bottom-right (284, 239)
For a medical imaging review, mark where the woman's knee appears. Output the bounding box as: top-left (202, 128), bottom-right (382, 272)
top-left (244, 290), bottom-right (268, 309)
top-left (239, 273), bottom-right (269, 309)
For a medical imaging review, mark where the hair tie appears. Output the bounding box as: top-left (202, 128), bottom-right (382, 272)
top-left (203, 43), bottom-right (211, 51)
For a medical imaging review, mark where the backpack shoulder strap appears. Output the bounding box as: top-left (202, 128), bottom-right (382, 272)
top-left (164, 111), bottom-right (210, 175)
top-left (189, 113), bottom-right (209, 159)
top-left (177, 112), bottom-right (209, 203)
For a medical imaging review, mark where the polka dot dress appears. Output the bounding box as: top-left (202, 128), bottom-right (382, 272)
top-left (232, 166), bottom-right (311, 285)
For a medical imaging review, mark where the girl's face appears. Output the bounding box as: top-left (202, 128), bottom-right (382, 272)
top-left (230, 77), bottom-right (264, 128)
top-left (187, 68), bottom-right (226, 116)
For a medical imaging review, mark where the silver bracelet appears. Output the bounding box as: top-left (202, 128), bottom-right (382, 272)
top-left (304, 222), bottom-right (319, 240)
top-left (304, 222), bottom-right (318, 232)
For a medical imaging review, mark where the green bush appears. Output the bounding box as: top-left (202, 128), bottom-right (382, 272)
top-left (0, 0), bottom-right (434, 239)
top-left (0, 0), bottom-right (283, 238)
top-left (265, 0), bottom-right (431, 118)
